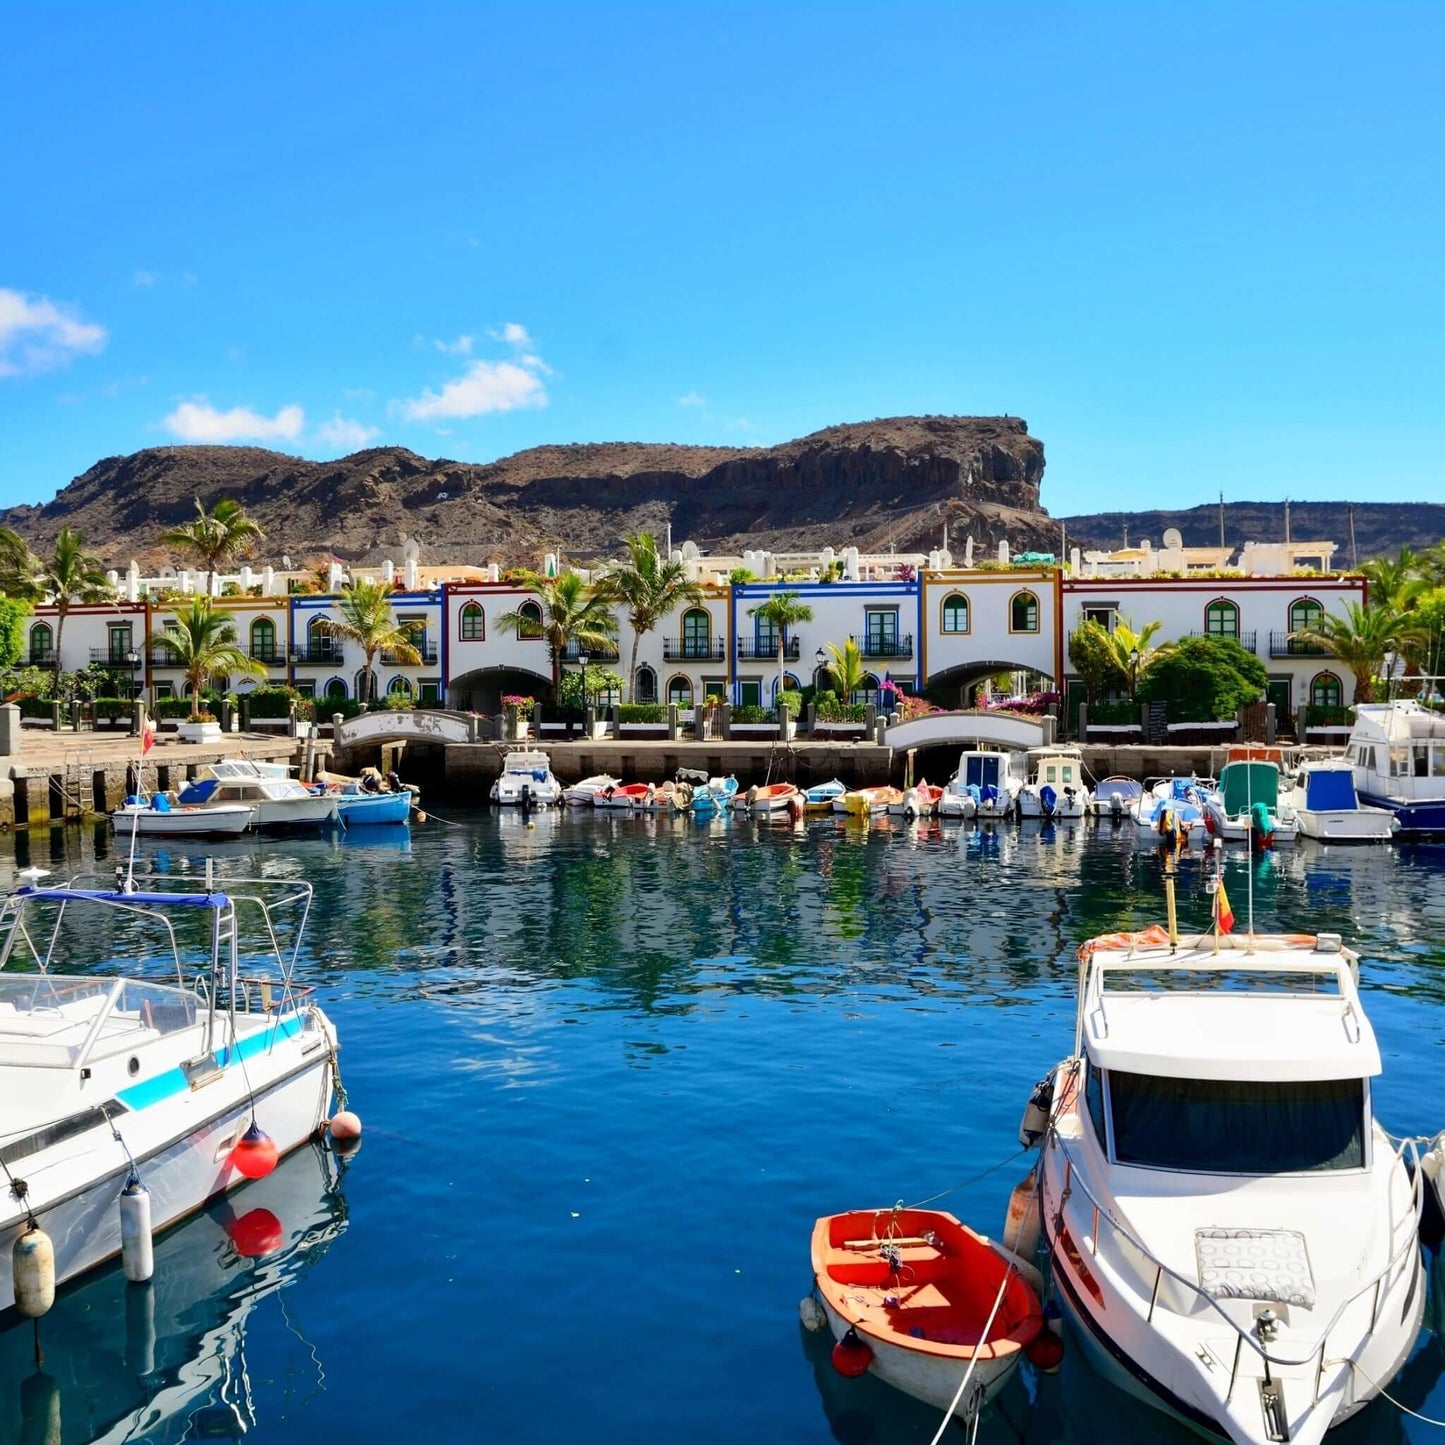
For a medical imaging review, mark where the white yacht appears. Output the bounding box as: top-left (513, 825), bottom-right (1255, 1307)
top-left (938, 749), bottom-right (1024, 819)
top-left (1017, 745), bottom-right (1091, 819)
top-left (1203, 752), bottom-right (1300, 844)
top-left (180, 759), bottom-right (338, 831)
top-left (0, 869), bottom-right (340, 1313)
top-left (490, 750), bottom-right (563, 807)
top-left (1283, 758), bottom-right (1395, 843)
top-left (1036, 925), bottom-right (1423, 1445)
top-left (1130, 776), bottom-right (1210, 845)
top-left (1344, 700), bottom-right (1445, 837)
top-left (1090, 775), bottom-right (1143, 820)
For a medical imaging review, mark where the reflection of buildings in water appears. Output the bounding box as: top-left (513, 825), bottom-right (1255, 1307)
top-left (0, 1140), bottom-right (349, 1445)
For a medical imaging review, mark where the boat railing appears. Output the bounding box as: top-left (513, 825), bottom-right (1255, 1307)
top-left (1049, 1120), bottom-right (1422, 1393)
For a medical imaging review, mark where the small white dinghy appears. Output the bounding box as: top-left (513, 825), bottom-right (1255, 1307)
top-left (111, 793), bottom-right (255, 837)
top-left (810, 1207), bottom-right (1046, 1422)
top-left (563, 773), bottom-right (620, 806)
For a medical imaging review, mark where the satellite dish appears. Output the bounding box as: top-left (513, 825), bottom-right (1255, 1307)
top-left (1162, 527), bottom-right (1184, 549)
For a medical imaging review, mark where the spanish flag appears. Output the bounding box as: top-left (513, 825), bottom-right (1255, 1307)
top-left (1214, 876), bottom-right (1235, 935)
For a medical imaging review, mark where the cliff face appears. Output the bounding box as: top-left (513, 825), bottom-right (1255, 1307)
top-left (0, 415), bottom-right (1051, 568)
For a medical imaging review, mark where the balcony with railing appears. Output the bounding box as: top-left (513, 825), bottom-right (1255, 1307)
top-left (249, 645), bottom-right (287, 666)
top-left (560, 640), bottom-right (620, 663)
top-left (292, 645), bottom-right (346, 666)
top-left (1268, 631), bottom-right (1328, 659)
top-left (737, 637), bottom-right (802, 661)
top-left (849, 632), bottom-right (914, 659)
top-left (663, 637), bottom-right (726, 662)
top-left (381, 643), bottom-right (439, 665)
top-left (1188, 630), bottom-right (1258, 653)
top-left (91, 649), bottom-right (141, 668)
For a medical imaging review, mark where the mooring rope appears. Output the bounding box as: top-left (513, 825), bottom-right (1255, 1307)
top-left (926, 1262), bottom-right (1016, 1445)
top-left (906, 1146), bottom-right (1032, 1209)
top-left (1335, 1359), bottom-right (1445, 1428)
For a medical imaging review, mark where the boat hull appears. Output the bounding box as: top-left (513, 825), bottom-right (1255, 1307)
top-left (1357, 792), bottom-right (1445, 837)
top-left (336, 792), bottom-right (412, 826)
top-left (0, 1018), bottom-right (336, 1314)
top-left (1018, 791), bottom-right (1086, 820)
top-left (1296, 807), bottom-right (1394, 842)
top-left (247, 796), bottom-right (339, 831)
top-left (111, 806), bottom-right (254, 838)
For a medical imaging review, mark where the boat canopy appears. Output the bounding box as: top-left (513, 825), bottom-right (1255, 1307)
top-left (1304, 767), bottom-right (1358, 813)
top-left (1220, 761), bottom-right (1280, 814)
top-left (17, 886), bottom-right (230, 909)
top-left (176, 778), bottom-right (219, 805)
top-left (962, 754), bottom-right (1001, 789)
top-left (1095, 778), bottom-right (1143, 802)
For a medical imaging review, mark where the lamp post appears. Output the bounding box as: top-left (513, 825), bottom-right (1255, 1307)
top-left (1129, 647), bottom-right (1140, 700)
top-left (577, 651), bottom-right (589, 709)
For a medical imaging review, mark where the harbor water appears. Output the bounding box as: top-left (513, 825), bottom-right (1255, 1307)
top-left (2, 813), bottom-right (1444, 1443)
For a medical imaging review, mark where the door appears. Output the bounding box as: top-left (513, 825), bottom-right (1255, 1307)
top-left (1267, 677), bottom-right (1292, 727)
top-left (865, 609), bottom-right (898, 654)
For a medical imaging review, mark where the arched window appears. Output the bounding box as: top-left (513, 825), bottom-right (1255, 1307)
top-left (460, 602), bottom-right (485, 640)
top-left (635, 665), bottom-right (658, 704)
top-left (1289, 598), bottom-right (1323, 634)
top-left (1310, 672), bottom-right (1342, 710)
top-left (28, 622), bottom-right (52, 664)
top-left (774, 672), bottom-right (801, 699)
top-left (681, 608), bottom-right (711, 657)
top-left (388, 676), bottom-right (414, 697)
top-left (941, 593), bottom-right (969, 634)
top-left (856, 672), bottom-right (881, 704)
top-left (324, 677), bottom-right (348, 700)
top-left (309, 616), bottom-right (338, 659)
top-left (667, 674), bottom-right (693, 707)
top-left (517, 601), bottom-right (543, 640)
top-left (1204, 599), bottom-right (1240, 639)
top-left (250, 617), bottom-right (276, 661)
top-left (1010, 591), bottom-right (1039, 633)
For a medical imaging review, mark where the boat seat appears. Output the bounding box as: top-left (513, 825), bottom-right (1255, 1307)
top-left (1195, 1227), bottom-right (1316, 1309)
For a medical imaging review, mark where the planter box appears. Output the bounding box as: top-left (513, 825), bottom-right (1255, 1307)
top-left (177, 720), bottom-right (223, 744)
top-left (811, 722), bottom-right (866, 739)
top-left (618, 724), bottom-right (669, 739)
top-left (1086, 724), bottom-right (1143, 740)
top-left (730, 722), bottom-right (796, 739)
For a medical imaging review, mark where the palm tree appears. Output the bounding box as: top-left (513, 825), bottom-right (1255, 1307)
top-left (822, 638), bottom-right (868, 703)
top-left (0, 526), bottom-right (39, 602)
top-left (497, 570), bottom-right (617, 695)
top-left (147, 597), bottom-right (264, 719)
top-left (1360, 546), bottom-right (1426, 611)
top-left (1099, 619), bottom-right (1175, 700)
top-left (159, 497), bottom-right (265, 596)
top-left (1291, 601), bottom-right (1427, 703)
top-left (325, 579), bottom-right (422, 705)
top-left (596, 532), bottom-right (703, 701)
top-left (748, 590), bottom-right (813, 703)
top-left (36, 527), bottom-right (110, 688)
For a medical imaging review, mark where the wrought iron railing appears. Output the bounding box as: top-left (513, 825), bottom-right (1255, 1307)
top-left (381, 644), bottom-right (439, 665)
top-left (90, 649), bottom-right (140, 668)
top-left (1189, 629), bottom-right (1258, 654)
top-left (291, 646), bottom-right (345, 666)
top-left (736, 637), bottom-right (802, 661)
top-left (849, 632), bottom-right (914, 659)
top-left (560, 641), bottom-right (620, 663)
top-left (1268, 631), bottom-right (1327, 659)
top-left (663, 637), bottom-right (726, 661)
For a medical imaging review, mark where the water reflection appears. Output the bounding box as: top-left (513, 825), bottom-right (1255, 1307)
top-left (0, 1142), bottom-right (349, 1444)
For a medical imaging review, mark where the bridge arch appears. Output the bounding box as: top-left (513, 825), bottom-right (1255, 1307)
top-left (925, 660), bottom-right (1055, 709)
top-left (447, 664), bottom-right (553, 713)
top-left (886, 710), bottom-right (1053, 756)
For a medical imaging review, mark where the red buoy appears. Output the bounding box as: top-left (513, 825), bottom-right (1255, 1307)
top-left (328, 1110), bottom-right (362, 1142)
top-left (831, 1326), bottom-right (874, 1378)
top-left (1026, 1330), bottom-right (1065, 1373)
top-left (230, 1121), bottom-right (279, 1180)
top-left (228, 1207), bottom-right (284, 1258)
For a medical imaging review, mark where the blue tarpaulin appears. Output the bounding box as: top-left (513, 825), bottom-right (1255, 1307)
top-left (177, 779), bottom-right (219, 805)
top-left (17, 887), bottom-right (229, 909)
top-left (1305, 769), bottom-right (1357, 812)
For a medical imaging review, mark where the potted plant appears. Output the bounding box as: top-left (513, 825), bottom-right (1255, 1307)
top-left (502, 694), bottom-right (535, 740)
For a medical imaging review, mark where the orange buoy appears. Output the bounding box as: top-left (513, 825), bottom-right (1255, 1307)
top-left (1026, 1330), bottom-right (1065, 1373)
top-left (831, 1326), bottom-right (873, 1378)
top-left (229, 1207), bottom-right (284, 1258)
top-left (328, 1110), bottom-right (362, 1141)
top-left (230, 1121), bottom-right (279, 1180)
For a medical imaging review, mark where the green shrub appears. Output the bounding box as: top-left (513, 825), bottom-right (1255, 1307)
top-left (382, 693), bottom-right (415, 711)
top-left (17, 696), bottom-right (55, 719)
top-left (815, 698), bottom-right (867, 723)
top-left (156, 695), bottom-right (203, 719)
top-left (1137, 636), bottom-right (1267, 722)
top-left (92, 697), bottom-right (132, 721)
top-left (1088, 699), bottom-right (1139, 726)
top-left (248, 685), bottom-right (309, 718)
top-left (617, 703), bottom-right (666, 724)
top-left (731, 704), bottom-right (773, 724)
top-left (777, 689), bottom-right (804, 715)
top-left (1304, 704), bottom-right (1353, 728)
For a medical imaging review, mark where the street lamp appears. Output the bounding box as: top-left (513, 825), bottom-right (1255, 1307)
top-left (1129, 647), bottom-right (1140, 699)
top-left (577, 651), bottom-right (589, 710)
top-left (127, 649), bottom-right (141, 703)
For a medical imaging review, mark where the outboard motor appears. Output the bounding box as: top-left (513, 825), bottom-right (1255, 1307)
top-left (1039, 784), bottom-right (1057, 818)
top-left (1110, 792), bottom-right (1124, 821)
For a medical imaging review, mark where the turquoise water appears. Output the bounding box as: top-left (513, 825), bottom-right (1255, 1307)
top-left (2, 814), bottom-right (1445, 1443)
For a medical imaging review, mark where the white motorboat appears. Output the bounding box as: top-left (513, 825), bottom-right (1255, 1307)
top-left (1283, 759), bottom-right (1395, 843)
top-left (1203, 750), bottom-right (1300, 844)
top-left (111, 792), bottom-right (255, 837)
top-left (938, 749), bottom-right (1024, 820)
top-left (179, 760), bottom-right (338, 831)
top-left (1344, 700), bottom-right (1445, 837)
top-left (490, 750), bottom-right (563, 807)
top-left (563, 773), bottom-right (621, 806)
top-left (0, 868), bottom-right (341, 1314)
top-left (1017, 745), bottom-right (1090, 819)
top-left (1130, 776), bottom-right (1210, 845)
top-left (1089, 776), bottom-right (1143, 821)
top-left (1035, 923), bottom-right (1423, 1445)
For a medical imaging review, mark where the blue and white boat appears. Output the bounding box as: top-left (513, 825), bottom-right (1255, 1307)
top-left (0, 868), bottom-right (340, 1314)
top-left (802, 778), bottom-right (846, 811)
top-left (691, 776), bottom-right (739, 815)
top-left (1130, 776), bottom-right (1209, 843)
top-left (1346, 700), bottom-right (1445, 837)
top-left (939, 750), bottom-right (1023, 819)
top-left (1282, 758), bottom-right (1394, 843)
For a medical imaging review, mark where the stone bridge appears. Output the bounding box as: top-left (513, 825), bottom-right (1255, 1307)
top-left (334, 708), bottom-right (478, 748)
top-left (885, 709), bottom-right (1055, 754)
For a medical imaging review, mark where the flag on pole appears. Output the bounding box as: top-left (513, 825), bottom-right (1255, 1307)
top-left (141, 718), bottom-right (156, 756)
top-left (1214, 875), bottom-right (1235, 935)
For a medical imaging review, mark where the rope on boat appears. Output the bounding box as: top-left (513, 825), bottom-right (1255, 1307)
top-left (906, 1147), bottom-right (1032, 1209)
top-left (926, 1262), bottom-right (1016, 1445)
top-left (1335, 1359), bottom-right (1445, 1428)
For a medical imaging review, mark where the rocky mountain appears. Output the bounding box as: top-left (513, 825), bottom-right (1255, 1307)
top-left (0, 416), bottom-right (1052, 570)
top-left (1059, 500), bottom-right (1445, 562)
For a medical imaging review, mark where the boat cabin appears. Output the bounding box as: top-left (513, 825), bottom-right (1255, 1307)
top-left (1215, 759), bottom-right (1281, 817)
top-left (1076, 934), bottom-right (1378, 1177)
top-left (1293, 762), bottom-right (1362, 814)
top-left (1347, 701), bottom-right (1445, 801)
top-left (1027, 747), bottom-right (1084, 790)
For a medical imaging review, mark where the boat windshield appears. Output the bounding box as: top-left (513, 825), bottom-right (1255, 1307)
top-left (1109, 1070), bottom-right (1365, 1173)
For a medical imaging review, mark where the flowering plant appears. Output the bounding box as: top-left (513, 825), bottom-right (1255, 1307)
top-left (501, 694), bottom-right (535, 718)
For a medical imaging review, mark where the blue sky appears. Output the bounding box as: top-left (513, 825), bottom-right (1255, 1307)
top-left (3, 4), bottom-right (1442, 518)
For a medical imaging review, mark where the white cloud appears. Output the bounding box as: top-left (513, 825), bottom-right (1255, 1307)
top-left (314, 412), bottom-right (380, 451)
top-left (678, 391), bottom-right (706, 408)
top-left (397, 359), bottom-right (547, 422)
top-left (0, 288), bottom-right (107, 377)
top-left (434, 334), bottom-right (474, 356)
top-left (491, 322), bottom-right (532, 347)
top-left (162, 398), bottom-right (305, 443)
top-left (133, 270), bottom-right (157, 288)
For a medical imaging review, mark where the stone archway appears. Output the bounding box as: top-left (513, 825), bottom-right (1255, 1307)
top-left (447, 665), bottom-right (554, 714)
